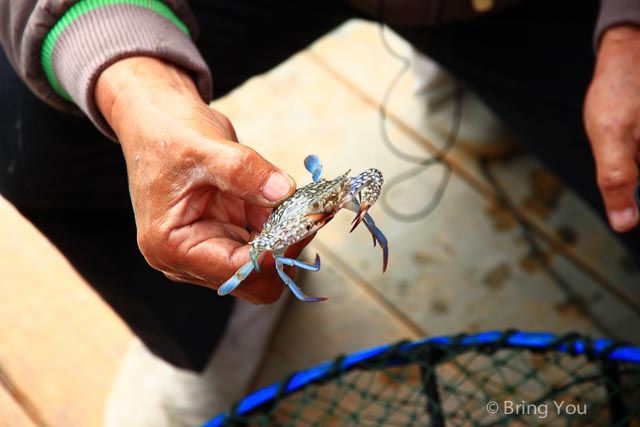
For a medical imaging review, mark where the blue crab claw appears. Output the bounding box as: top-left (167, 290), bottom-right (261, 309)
top-left (217, 261), bottom-right (256, 296)
top-left (275, 254), bottom-right (327, 302)
top-left (304, 155), bottom-right (323, 183)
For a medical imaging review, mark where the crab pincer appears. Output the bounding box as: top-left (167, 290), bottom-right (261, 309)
top-left (350, 201), bottom-right (370, 232)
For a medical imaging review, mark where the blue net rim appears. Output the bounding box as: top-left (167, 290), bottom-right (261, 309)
top-left (203, 330), bottom-right (640, 427)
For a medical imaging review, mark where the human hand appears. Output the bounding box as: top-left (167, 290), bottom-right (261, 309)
top-left (584, 25), bottom-right (640, 232)
top-left (95, 56), bottom-right (300, 304)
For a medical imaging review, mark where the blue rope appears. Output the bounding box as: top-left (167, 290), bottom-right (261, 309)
top-left (202, 330), bottom-right (640, 427)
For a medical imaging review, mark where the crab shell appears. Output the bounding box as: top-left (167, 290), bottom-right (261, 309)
top-left (250, 172), bottom-right (353, 253)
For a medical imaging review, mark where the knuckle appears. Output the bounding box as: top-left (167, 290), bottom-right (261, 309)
top-left (589, 114), bottom-right (632, 140)
top-left (136, 228), bottom-right (172, 270)
top-left (226, 148), bottom-right (271, 192)
top-left (590, 112), bottom-right (616, 130)
top-left (231, 149), bottom-right (253, 174)
top-left (597, 170), bottom-right (634, 192)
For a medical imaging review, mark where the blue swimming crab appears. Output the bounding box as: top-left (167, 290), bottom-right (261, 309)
top-left (217, 155), bottom-right (388, 302)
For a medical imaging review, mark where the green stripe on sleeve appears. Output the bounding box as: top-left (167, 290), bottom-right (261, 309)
top-left (41, 0), bottom-right (191, 101)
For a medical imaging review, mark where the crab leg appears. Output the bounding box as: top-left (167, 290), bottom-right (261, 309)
top-left (250, 249), bottom-right (263, 272)
top-left (217, 260), bottom-right (256, 296)
top-left (274, 250), bottom-right (327, 302)
top-left (275, 253), bottom-right (321, 271)
top-left (345, 201), bottom-right (389, 272)
top-left (304, 154), bottom-right (323, 182)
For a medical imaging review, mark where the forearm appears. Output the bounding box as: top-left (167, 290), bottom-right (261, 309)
top-left (96, 57), bottom-right (202, 140)
top-left (0, 0), bottom-right (211, 139)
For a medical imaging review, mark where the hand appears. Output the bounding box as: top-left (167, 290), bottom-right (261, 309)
top-left (95, 56), bottom-right (299, 304)
top-left (584, 25), bottom-right (640, 232)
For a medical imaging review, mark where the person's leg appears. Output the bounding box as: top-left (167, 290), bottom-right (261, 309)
top-left (392, 0), bottom-right (639, 260)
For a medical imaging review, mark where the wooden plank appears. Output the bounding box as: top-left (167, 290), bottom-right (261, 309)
top-left (0, 197), bottom-right (133, 427)
top-left (306, 20), bottom-right (640, 312)
top-left (486, 155), bottom-right (640, 305)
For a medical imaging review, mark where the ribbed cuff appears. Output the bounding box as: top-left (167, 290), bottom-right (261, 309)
top-left (594, 0), bottom-right (640, 50)
top-left (41, 0), bottom-right (212, 139)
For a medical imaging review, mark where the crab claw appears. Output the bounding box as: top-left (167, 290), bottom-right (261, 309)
top-left (218, 261), bottom-right (256, 296)
top-left (304, 155), bottom-right (323, 183)
top-left (349, 201), bottom-right (370, 233)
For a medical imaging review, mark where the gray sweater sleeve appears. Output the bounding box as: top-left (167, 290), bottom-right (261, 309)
top-left (595, 0), bottom-right (640, 49)
top-left (0, 0), bottom-right (212, 139)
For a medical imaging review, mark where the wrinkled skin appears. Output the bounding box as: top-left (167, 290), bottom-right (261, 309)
top-left (585, 25), bottom-right (640, 232)
top-left (96, 56), bottom-right (304, 304)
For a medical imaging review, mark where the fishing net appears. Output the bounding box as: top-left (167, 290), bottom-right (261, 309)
top-left (204, 331), bottom-right (640, 427)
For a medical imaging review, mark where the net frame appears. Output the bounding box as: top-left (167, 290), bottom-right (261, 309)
top-left (203, 330), bottom-right (640, 427)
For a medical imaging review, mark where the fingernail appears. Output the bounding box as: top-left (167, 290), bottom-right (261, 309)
top-left (263, 171), bottom-right (293, 202)
top-left (610, 207), bottom-right (638, 231)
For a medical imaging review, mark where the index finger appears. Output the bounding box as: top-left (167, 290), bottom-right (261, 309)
top-left (590, 135), bottom-right (639, 231)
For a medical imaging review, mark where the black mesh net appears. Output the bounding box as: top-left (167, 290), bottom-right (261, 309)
top-left (220, 332), bottom-right (640, 427)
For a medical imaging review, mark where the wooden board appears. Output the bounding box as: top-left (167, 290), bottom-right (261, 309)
top-left (0, 197), bottom-right (133, 427)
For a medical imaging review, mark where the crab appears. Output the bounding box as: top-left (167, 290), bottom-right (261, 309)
top-left (217, 154), bottom-right (388, 302)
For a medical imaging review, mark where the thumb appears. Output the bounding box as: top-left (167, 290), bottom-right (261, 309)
top-left (204, 140), bottom-right (296, 207)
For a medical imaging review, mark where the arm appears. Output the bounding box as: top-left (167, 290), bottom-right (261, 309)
top-left (0, 0), bottom-right (210, 138)
top-left (1, 1), bottom-right (299, 303)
